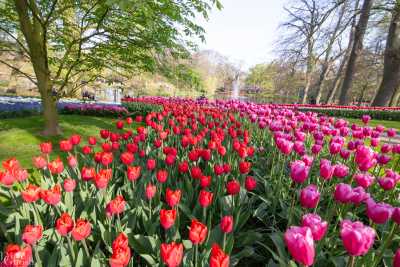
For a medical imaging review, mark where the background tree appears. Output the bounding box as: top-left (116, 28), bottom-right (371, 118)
top-left (0, 0), bottom-right (221, 135)
top-left (338, 0), bottom-right (374, 104)
top-left (372, 0), bottom-right (400, 106)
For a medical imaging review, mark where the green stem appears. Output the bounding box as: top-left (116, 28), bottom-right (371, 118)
top-left (347, 256), bottom-right (355, 267)
top-left (194, 244), bottom-right (198, 267)
top-left (222, 233), bottom-right (226, 251)
top-left (82, 239), bottom-right (90, 258)
top-left (67, 236), bottom-right (75, 261)
top-left (372, 224), bottom-right (397, 267)
top-left (34, 245), bottom-right (42, 267)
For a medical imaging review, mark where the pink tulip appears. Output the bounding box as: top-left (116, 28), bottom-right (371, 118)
top-left (300, 184), bottom-right (320, 209)
top-left (340, 219), bottom-right (375, 256)
top-left (355, 145), bottom-right (377, 171)
top-left (353, 173), bottom-right (375, 188)
top-left (329, 142), bottom-right (342, 155)
top-left (290, 160), bottom-right (310, 184)
top-left (284, 226), bottom-right (315, 266)
top-left (311, 144), bottom-right (322, 155)
top-left (301, 214), bottom-right (328, 241)
top-left (366, 199), bottom-right (393, 224)
top-left (378, 176), bottom-right (396, 191)
top-left (319, 160), bottom-right (334, 180)
top-left (276, 138), bottom-right (293, 155)
top-left (361, 115), bottom-right (371, 124)
top-left (334, 183), bottom-right (352, 203)
top-left (333, 164), bottom-right (349, 178)
top-left (350, 187), bottom-right (369, 205)
top-left (394, 248), bottom-right (400, 267)
top-left (392, 208), bottom-right (400, 225)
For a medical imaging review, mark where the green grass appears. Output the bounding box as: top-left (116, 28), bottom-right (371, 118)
top-left (346, 118), bottom-right (400, 130)
top-left (0, 115), bottom-right (124, 168)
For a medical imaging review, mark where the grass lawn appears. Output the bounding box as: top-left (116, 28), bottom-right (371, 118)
top-left (346, 118), bottom-right (400, 130)
top-left (0, 115), bottom-right (126, 168)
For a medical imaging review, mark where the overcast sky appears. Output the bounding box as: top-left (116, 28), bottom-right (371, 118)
top-left (196, 0), bottom-right (287, 69)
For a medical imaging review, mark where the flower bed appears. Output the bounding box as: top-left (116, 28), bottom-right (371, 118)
top-left (0, 96), bottom-right (127, 118)
top-left (276, 103), bottom-right (400, 121)
top-left (0, 98), bottom-right (400, 267)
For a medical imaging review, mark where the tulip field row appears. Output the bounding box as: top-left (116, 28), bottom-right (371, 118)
top-left (0, 97), bottom-right (399, 266)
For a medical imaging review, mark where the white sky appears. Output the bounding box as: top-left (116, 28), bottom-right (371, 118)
top-left (196, 0), bottom-right (287, 69)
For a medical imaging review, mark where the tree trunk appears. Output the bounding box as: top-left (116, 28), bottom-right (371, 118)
top-left (338, 0), bottom-right (374, 105)
top-left (372, 2), bottom-right (400, 106)
top-left (302, 42), bottom-right (314, 104)
top-left (326, 0), bottom-right (360, 104)
top-left (14, 0), bottom-right (61, 135)
top-left (390, 87), bottom-right (400, 106)
top-left (315, 1), bottom-right (347, 104)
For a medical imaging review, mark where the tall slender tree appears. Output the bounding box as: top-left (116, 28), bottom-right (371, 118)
top-left (338, 0), bottom-right (374, 105)
top-left (372, 0), bottom-right (400, 106)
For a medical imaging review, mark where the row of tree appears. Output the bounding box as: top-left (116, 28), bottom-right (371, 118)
top-left (247, 0), bottom-right (400, 106)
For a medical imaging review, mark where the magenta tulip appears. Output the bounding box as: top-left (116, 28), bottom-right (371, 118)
top-left (340, 219), bottom-right (375, 256)
top-left (299, 184), bottom-right (320, 209)
top-left (284, 226), bottom-right (315, 266)
top-left (290, 160), bottom-right (310, 184)
top-left (301, 214), bottom-right (328, 241)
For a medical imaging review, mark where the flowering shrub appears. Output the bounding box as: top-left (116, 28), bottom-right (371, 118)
top-left (1, 97), bottom-right (400, 266)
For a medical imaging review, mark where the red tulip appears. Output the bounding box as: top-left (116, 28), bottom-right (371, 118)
top-left (340, 219), bottom-right (375, 256)
top-left (71, 219), bottom-right (92, 241)
top-left (146, 183), bottom-right (156, 200)
top-left (55, 213), bottom-right (74, 236)
top-left (110, 246), bottom-right (131, 267)
top-left (166, 188), bottom-right (181, 207)
top-left (47, 158), bottom-right (64, 175)
top-left (22, 224), bottom-right (43, 245)
top-left (209, 243), bottom-right (229, 267)
top-left (189, 219), bottom-right (208, 245)
top-left (147, 158), bottom-right (156, 170)
top-left (160, 209), bottom-right (177, 229)
top-left (226, 180), bottom-right (240, 195)
top-left (101, 152), bottom-right (114, 166)
top-left (1, 244), bottom-right (32, 267)
top-left (63, 178), bottom-right (76, 192)
top-left (220, 216), bottom-right (233, 233)
top-left (178, 161), bottom-right (189, 173)
top-left (239, 161), bottom-right (251, 174)
top-left (106, 195), bottom-right (126, 217)
top-left (40, 184), bottom-right (61, 206)
top-left (284, 226), bottom-right (315, 266)
top-left (70, 134), bottom-right (81, 145)
top-left (94, 169), bottom-right (112, 189)
top-left (200, 175), bottom-right (212, 188)
top-left (59, 139), bottom-right (73, 152)
top-left (21, 184), bottom-right (40, 203)
top-left (67, 155), bottom-right (77, 168)
top-left (40, 142), bottom-right (52, 154)
top-left (191, 166), bottom-right (203, 179)
top-left (82, 145), bottom-right (92, 154)
top-left (32, 156), bottom-right (47, 169)
top-left (198, 190), bottom-right (213, 207)
top-left (245, 176), bottom-right (257, 191)
top-left (81, 166), bottom-right (96, 181)
top-left (120, 152), bottom-right (134, 165)
top-left (156, 169), bottom-right (168, 183)
top-left (88, 136), bottom-right (97, 145)
top-left (127, 166), bottom-right (141, 181)
top-left (116, 120), bottom-right (124, 129)
top-left (160, 242), bottom-right (183, 267)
